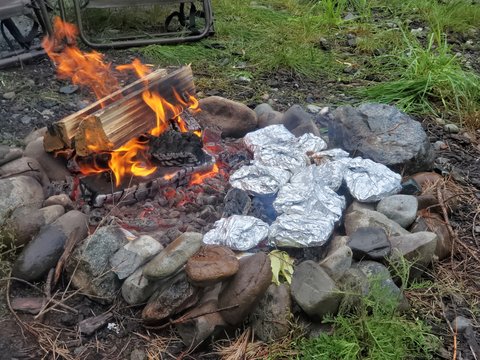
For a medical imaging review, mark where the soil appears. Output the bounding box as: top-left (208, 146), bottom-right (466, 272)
top-left (1, 48), bottom-right (480, 359)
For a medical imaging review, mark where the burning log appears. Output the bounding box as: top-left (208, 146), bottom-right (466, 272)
top-left (44, 66), bottom-right (196, 155)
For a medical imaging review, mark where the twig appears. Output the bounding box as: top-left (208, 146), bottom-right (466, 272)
top-left (472, 209), bottom-right (479, 248)
top-left (36, 268), bottom-right (54, 323)
top-left (54, 227), bottom-right (81, 287)
top-left (437, 183), bottom-right (458, 263)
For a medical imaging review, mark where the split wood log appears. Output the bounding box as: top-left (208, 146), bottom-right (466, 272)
top-left (44, 66), bottom-right (195, 155)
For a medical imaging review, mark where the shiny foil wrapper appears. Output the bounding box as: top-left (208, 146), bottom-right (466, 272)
top-left (255, 144), bottom-right (309, 172)
top-left (290, 161), bottom-right (346, 192)
top-left (343, 157), bottom-right (402, 202)
top-left (296, 133), bottom-right (327, 153)
top-left (203, 215), bottom-right (270, 251)
top-left (273, 182), bottom-right (345, 221)
top-left (243, 125), bottom-right (295, 154)
top-left (269, 213), bottom-right (335, 248)
top-left (230, 163), bottom-right (291, 196)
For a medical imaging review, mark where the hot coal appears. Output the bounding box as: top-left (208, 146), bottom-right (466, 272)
top-left (148, 131), bottom-right (206, 167)
top-left (222, 188), bottom-right (251, 217)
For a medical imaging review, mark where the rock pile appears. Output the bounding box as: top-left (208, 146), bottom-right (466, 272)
top-left (1, 99), bottom-right (457, 349)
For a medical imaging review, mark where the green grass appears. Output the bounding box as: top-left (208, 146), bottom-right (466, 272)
top-left (297, 258), bottom-right (440, 360)
top-left (363, 32), bottom-right (480, 124)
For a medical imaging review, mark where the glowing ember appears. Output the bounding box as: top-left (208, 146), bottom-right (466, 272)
top-left (190, 163), bottom-right (220, 185)
top-left (43, 18), bottom-right (209, 186)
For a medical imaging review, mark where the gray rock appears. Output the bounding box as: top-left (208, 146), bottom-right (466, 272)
top-left (0, 176), bottom-right (44, 228)
top-left (345, 208), bottom-right (410, 237)
top-left (143, 232), bottom-right (203, 280)
top-left (328, 235), bottom-right (350, 252)
top-left (453, 316), bottom-right (471, 333)
top-left (68, 226), bottom-right (128, 301)
top-left (8, 205), bottom-right (65, 246)
top-left (251, 283), bottom-right (292, 342)
top-left (175, 284), bottom-right (226, 348)
top-left (444, 124), bottom-right (460, 134)
top-left (346, 200), bottom-right (376, 214)
top-left (337, 267), bottom-right (369, 309)
top-left (59, 85), bottom-right (79, 94)
top-left (121, 266), bottom-right (161, 305)
top-left (23, 127), bottom-right (47, 146)
top-left (12, 210), bottom-right (88, 281)
top-left (353, 261), bottom-right (409, 312)
top-left (130, 349), bottom-right (147, 360)
top-left (389, 232), bottom-right (437, 277)
top-left (291, 260), bottom-right (342, 320)
top-left (0, 145), bottom-right (23, 166)
top-left (142, 272), bottom-right (199, 323)
top-left (329, 103), bottom-right (434, 174)
top-left (306, 104), bottom-right (322, 114)
top-left (218, 252), bottom-right (272, 326)
top-left (348, 227), bottom-right (391, 261)
top-left (0, 157), bottom-right (50, 189)
top-left (3, 91), bottom-right (15, 100)
top-left (110, 235), bottom-right (163, 279)
top-left (282, 105), bottom-right (320, 137)
top-left (20, 116), bottom-right (33, 125)
top-left (319, 245), bottom-right (353, 281)
top-left (24, 137), bottom-right (70, 181)
top-left (376, 195), bottom-right (418, 228)
top-left (254, 103), bottom-right (284, 129)
top-left (195, 96), bottom-right (258, 138)
top-left (43, 194), bottom-right (74, 210)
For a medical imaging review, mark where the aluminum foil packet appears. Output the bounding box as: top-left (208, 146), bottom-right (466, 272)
top-left (243, 125), bottom-right (295, 154)
top-left (343, 157), bottom-right (402, 202)
top-left (254, 144), bottom-right (309, 172)
top-left (273, 181), bottom-right (345, 221)
top-left (290, 160), bottom-right (347, 192)
top-left (296, 133), bottom-right (327, 154)
top-left (230, 163), bottom-right (291, 196)
top-left (309, 148), bottom-right (350, 163)
top-left (203, 215), bottom-right (270, 251)
top-left (269, 213), bottom-right (335, 248)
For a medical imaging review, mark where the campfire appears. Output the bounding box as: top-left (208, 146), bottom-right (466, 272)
top-left (41, 17), bottom-right (218, 206)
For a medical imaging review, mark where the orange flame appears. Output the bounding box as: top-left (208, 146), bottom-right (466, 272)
top-left (190, 163), bottom-right (219, 185)
top-left (43, 18), bottom-right (210, 185)
top-left (42, 17), bottom-right (119, 101)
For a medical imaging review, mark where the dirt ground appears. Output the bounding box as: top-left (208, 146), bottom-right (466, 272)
top-left (1, 50), bottom-right (480, 359)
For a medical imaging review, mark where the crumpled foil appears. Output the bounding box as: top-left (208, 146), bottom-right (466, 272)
top-left (243, 125), bottom-right (295, 153)
top-left (343, 157), bottom-right (402, 202)
top-left (269, 213), bottom-right (335, 248)
top-left (230, 163), bottom-right (291, 196)
top-left (312, 148), bottom-right (350, 161)
top-left (290, 160), bottom-right (347, 192)
top-left (296, 133), bottom-right (327, 154)
top-left (273, 181), bottom-right (345, 221)
top-left (254, 144), bottom-right (309, 172)
top-left (203, 215), bottom-right (270, 251)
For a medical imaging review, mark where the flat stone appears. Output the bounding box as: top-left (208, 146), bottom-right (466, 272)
top-left (319, 245), bottom-right (353, 281)
top-left (218, 252), bottom-right (272, 326)
top-left (195, 96), bottom-right (257, 138)
top-left (8, 205), bottom-right (65, 246)
top-left (329, 103), bottom-right (434, 174)
top-left (0, 176), bottom-right (44, 229)
top-left (348, 227), bottom-right (391, 261)
top-left (110, 235), bottom-right (163, 279)
top-left (43, 194), bottom-right (74, 210)
top-left (0, 145), bottom-right (23, 166)
top-left (250, 283), bottom-right (292, 342)
top-left (376, 195), bottom-right (418, 228)
top-left (142, 272), bottom-right (199, 323)
top-left (67, 225), bottom-right (128, 301)
top-left (0, 157), bottom-right (50, 189)
top-left (175, 285), bottom-right (226, 348)
top-left (3, 91), bottom-right (15, 100)
top-left (291, 260), bottom-right (342, 320)
top-left (24, 137), bottom-right (70, 181)
top-left (346, 200), bottom-right (375, 214)
top-left (185, 245), bottom-right (239, 287)
top-left (130, 349), bottom-right (147, 360)
top-left (345, 208), bottom-right (410, 237)
top-left (59, 84), bottom-right (79, 94)
top-left (282, 104), bottom-right (320, 137)
top-left (390, 232), bottom-right (437, 275)
top-left (12, 210), bottom-right (88, 281)
top-left (121, 266), bottom-right (161, 305)
top-left (143, 232), bottom-right (203, 280)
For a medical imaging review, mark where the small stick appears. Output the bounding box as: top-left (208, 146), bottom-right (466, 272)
top-left (437, 183), bottom-right (457, 263)
top-left (54, 227), bottom-right (81, 287)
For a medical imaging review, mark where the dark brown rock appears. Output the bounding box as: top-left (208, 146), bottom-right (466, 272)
top-left (142, 272), bottom-right (199, 324)
top-left (185, 245), bottom-right (239, 287)
top-left (218, 252), bottom-right (272, 326)
top-left (411, 213), bottom-right (451, 260)
top-left (11, 297), bottom-right (45, 314)
top-left (195, 96), bottom-right (258, 138)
